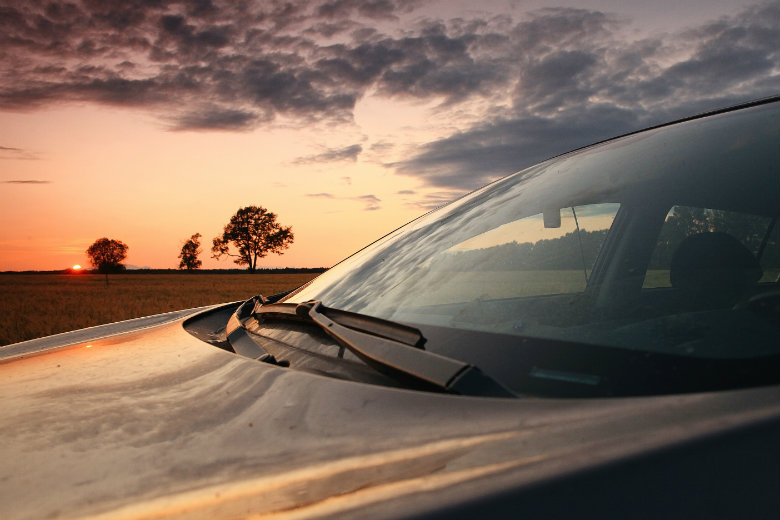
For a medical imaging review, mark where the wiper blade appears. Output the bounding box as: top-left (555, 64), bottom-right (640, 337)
top-left (227, 297), bottom-right (514, 398)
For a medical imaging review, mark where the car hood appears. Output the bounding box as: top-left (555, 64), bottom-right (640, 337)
top-left (1, 306), bottom-right (778, 520)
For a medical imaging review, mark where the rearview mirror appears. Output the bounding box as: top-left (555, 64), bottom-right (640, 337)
top-left (543, 208), bottom-right (561, 228)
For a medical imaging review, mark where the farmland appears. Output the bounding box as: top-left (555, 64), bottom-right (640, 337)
top-left (0, 271), bottom-right (320, 346)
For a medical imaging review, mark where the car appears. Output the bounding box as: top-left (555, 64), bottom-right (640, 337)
top-left (1, 97), bottom-right (778, 520)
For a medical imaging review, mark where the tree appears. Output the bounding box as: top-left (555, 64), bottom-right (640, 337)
top-left (648, 206), bottom-right (772, 269)
top-left (86, 237), bottom-right (128, 284)
top-left (211, 206), bottom-right (294, 272)
top-left (178, 233), bottom-right (203, 270)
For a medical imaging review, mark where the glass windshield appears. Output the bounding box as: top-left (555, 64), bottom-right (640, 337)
top-left (286, 102), bottom-right (779, 365)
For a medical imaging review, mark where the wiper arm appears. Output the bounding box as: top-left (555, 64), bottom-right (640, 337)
top-left (227, 297), bottom-right (514, 398)
top-left (225, 297), bottom-right (279, 363)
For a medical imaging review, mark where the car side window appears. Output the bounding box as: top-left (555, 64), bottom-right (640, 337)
top-left (643, 206), bottom-right (779, 288)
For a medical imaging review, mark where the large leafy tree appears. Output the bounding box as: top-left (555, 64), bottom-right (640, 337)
top-left (178, 233), bottom-right (203, 270)
top-left (86, 237), bottom-right (128, 284)
top-left (211, 206), bottom-right (294, 272)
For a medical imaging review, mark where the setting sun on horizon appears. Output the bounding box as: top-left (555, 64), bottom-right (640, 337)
top-left (1, 1), bottom-right (776, 272)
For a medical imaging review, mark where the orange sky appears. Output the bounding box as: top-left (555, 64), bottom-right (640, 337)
top-left (0, 102), bottom-right (437, 270)
top-left (1, 0), bottom-right (774, 271)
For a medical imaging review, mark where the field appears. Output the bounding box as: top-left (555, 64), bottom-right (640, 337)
top-left (0, 272), bottom-right (319, 346)
top-left (5, 267), bottom-right (774, 347)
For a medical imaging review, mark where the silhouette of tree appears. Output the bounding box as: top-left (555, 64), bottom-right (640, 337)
top-left (211, 206), bottom-right (294, 272)
top-left (178, 233), bottom-right (202, 270)
top-left (649, 206), bottom-right (772, 269)
top-left (86, 237), bottom-right (128, 285)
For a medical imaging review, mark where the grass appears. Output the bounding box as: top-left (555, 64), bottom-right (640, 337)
top-left (406, 270), bottom-right (589, 306)
top-left (5, 267), bottom-right (776, 347)
top-left (0, 272), bottom-right (319, 346)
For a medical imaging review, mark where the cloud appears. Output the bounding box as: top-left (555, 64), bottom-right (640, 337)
top-left (396, 188), bottom-right (463, 211)
top-left (404, 190), bottom-right (462, 211)
top-left (355, 194), bottom-right (381, 210)
top-left (394, 1), bottom-right (780, 190)
top-left (0, 0), bottom-right (775, 186)
top-left (0, 0), bottom-right (565, 129)
top-left (0, 145), bottom-right (39, 160)
top-left (294, 144), bottom-right (362, 164)
top-left (2, 179), bottom-right (51, 184)
top-left (307, 191), bottom-right (381, 210)
top-left (369, 141), bottom-right (393, 153)
top-left (170, 105), bottom-right (260, 131)
top-left (0, 0), bottom-right (437, 129)
top-left (316, 0), bottom-right (420, 20)
top-left (391, 104), bottom-right (641, 190)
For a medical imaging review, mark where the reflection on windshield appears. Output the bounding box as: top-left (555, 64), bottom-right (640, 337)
top-left (400, 204), bottom-right (620, 307)
top-left (288, 102), bottom-right (779, 362)
top-left (644, 206), bottom-right (779, 288)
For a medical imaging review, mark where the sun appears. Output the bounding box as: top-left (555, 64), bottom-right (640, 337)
top-left (72, 264), bottom-right (82, 270)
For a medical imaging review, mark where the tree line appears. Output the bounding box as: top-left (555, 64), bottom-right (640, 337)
top-left (85, 205), bottom-right (294, 279)
top-left (647, 206), bottom-right (777, 269)
top-left (444, 228), bottom-right (609, 272)
top-left (86, 204), bottom-right (777, 281)
top-left (436, 206), bottom-right (777, 272)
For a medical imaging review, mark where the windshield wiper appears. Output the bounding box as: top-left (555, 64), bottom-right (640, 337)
top-left (226, 296), bottom-right (514, 398)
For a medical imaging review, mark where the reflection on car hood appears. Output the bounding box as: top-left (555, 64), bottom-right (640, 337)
top-left (0, 308), bottom-right (778, 519)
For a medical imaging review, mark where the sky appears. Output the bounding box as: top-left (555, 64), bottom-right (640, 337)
top-left (0, 0), bottom-right (777, 271)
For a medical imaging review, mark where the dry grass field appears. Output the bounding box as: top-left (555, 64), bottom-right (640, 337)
top-left (0, 272), bottom-right (319, 346)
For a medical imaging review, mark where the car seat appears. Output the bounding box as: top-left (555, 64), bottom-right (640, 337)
top-left (669, 231), bottom-right (763, 309)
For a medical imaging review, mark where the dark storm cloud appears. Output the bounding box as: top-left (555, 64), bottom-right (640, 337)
top-left (172, 106), bottom-right (260, 131)
top-left (650, 2), bottom-right (779, 103)
top-left (316, 0), bottom-right (419, 20)
top-left (0, 0), bottom-right (519, 127)
top-left (303, 20), bottom-right (358, 38)
top-left (394, 1), bottom-right (780, 190)
top-left (0, 1), bottom-right (776, 188)
top-left (293, 144), bottom-right (362, 164)
top-left (392, 105), bottom-right (640, 190)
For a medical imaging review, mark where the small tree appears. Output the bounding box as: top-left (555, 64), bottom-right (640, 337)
top-left (211, 205), bottom-right (294, 272)
top-left (86, 237), bottom-right (128, 285)
top-left (178, 233), bottom-right (203, 270)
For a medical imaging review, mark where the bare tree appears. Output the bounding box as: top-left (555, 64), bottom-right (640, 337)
top-left (178, 233), bottom-right (203, 270)
top-left (212, 206), bottom-right (294, 272)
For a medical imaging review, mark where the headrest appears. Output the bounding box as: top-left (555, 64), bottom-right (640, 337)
top-left (670, 231), bottom-right (762, 306)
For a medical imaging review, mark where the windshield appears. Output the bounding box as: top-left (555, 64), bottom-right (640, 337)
top-left (283, 101), bottom-right (779, 393)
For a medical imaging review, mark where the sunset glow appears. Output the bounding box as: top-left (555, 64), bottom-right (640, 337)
top-left (0, 0), bottom-right (776, 271)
